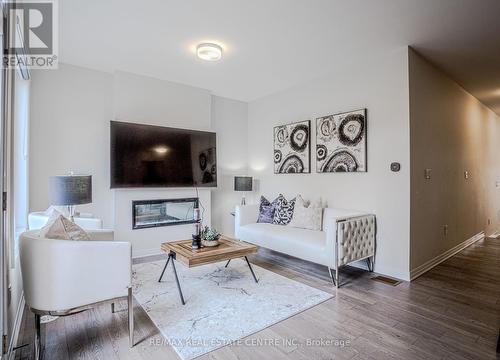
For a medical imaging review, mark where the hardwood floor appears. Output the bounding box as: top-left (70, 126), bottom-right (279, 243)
top-left (14, 237), bottom-right (500, 360)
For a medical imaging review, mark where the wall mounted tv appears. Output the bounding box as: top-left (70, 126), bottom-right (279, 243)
top-left (110, 121), bottom-right (217, 188)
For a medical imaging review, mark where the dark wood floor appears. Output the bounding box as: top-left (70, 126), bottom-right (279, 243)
top-left (13, 237), bottom-right (500, 360)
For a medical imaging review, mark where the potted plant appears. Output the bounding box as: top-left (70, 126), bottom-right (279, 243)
top-left (200, 226), bottom-right (221, 247)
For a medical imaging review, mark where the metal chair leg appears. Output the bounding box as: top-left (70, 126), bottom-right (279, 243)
top-left (244, 256), bottom-right (258, 283)
top-left (224, 259), bottom-right (231, 268)
top-left (111, 303), bottom-right (115, 313)
top-left (158, 255), bottom-right (171, 282)
top-left (335, 269), bottom-right (340, 289)
top-left (34, 313), bottom-right (42, 360)
top-left (328, 268), bottom-right (336, 286)
top-left (365, 257), bottom-right (374, 272)
top-left (128, 287), bottom-right (134, 347)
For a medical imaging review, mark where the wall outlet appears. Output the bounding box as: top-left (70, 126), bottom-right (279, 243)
top-left (425, 168), bottom-right (432, 180)
top-left (443, 225), bottom-right (448, 237)
top-left (487, 218), bottom-right (491, 225)
top-left (464, 170), bottom-right (469, 179)
top-left (496, 180), bottom-right (499, 188)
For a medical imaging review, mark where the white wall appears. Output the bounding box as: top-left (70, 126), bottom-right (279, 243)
top-left (29, 64), bottom-right (114, 226)
top-left (409, 49), bottom-right (500, 272)
top-left (247, 48), bottom-right (411, 280)
top-left (211, 96), bottom-right (248, 237)
top-left (112, 71), bottom-right (212, 257)
top-left (29, 64), bottom-right (247, 257)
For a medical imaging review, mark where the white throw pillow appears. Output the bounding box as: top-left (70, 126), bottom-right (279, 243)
top-left (39, 214), bottom-right (91, 241)
top-left (288, 195), bottom-right (323, 231)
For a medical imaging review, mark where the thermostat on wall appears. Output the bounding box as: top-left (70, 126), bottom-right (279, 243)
top-left (390, 162), bottom-right (401, 172)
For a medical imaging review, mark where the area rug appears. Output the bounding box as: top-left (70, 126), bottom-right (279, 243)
top-left (132, 258), bottom-right (332, 360)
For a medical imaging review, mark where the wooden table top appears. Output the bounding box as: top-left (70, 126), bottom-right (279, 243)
top-left (161, 236), bottom-right (258, 267)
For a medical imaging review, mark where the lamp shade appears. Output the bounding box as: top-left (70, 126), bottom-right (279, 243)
top-left (234, 176), bottom-right (253, 192)
top-left (49, 175), bottom-right (92, 205)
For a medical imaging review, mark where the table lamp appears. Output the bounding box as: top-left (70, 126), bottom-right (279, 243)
top-left (234, 176), bottom-right (253, 205)
top-left (49, 174), bottom-right (92, 222)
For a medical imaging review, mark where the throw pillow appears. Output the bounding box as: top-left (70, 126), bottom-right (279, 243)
top-left (273, 194), bottom-right (296, 225)
top-left (289, 195), bottom-right (324, 231)
top-left (39, 214), bottom-right (91, 241)
top-left (257, 195), bottom-right (278, 223)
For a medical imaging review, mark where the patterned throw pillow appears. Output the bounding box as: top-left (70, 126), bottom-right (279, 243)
top-left (257, 196), bottom-right (277, 223)
top-left (289, 195), bottom-right (324, 231)
top-left (273, 194), bottom-right (296, 225)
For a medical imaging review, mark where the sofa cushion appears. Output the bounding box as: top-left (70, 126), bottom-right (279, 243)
top-left (289, 195), bottom-right (323, 231)
top-left (273, 195), bottom-right (296, 225)
top-left (238, 223), bottom-right (330, 266)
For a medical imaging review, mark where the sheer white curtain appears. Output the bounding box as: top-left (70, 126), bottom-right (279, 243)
top-left (11, 67), bottom-right (30, 259)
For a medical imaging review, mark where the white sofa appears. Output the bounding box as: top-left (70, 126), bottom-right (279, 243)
top-left (235, 204), bottom-right (376, 287)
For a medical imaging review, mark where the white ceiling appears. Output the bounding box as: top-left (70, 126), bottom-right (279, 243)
top-left (59, 0), bottom-right (500, 114)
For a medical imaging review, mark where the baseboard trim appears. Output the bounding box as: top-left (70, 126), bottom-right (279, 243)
top-left (7, 291), bottom-right (25, 359)
top-left (410, 232), bottom-right (485, 281)
top-left (133, 248), bottom-right (163, 259)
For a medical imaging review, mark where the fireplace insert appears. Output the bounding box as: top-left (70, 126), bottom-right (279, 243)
top-left (132, 198), bottom-right (199, 229)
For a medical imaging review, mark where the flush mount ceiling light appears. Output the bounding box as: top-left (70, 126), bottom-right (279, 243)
top-left (196, 43), bottom-right (222, 61)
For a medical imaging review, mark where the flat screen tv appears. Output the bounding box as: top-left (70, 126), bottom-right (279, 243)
top-left (110, 121), bottom-right (217, 188)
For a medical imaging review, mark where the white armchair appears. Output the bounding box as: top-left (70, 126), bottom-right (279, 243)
top-left (19, 229), bottom-right (133, 359)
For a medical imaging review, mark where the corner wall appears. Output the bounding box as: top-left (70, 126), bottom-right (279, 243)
top-left (247, 48), bottom-right (411, 280)
top-left (409, 49), bottom-right (500, 274)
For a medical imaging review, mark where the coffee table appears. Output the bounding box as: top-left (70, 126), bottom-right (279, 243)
top-left (158, 236), bottom-right (258, 305)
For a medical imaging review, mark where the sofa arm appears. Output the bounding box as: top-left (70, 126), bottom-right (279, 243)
top-left (323, 211), bottom-right (376, 269)
top-left (235, 204), bottom-right (259, 238)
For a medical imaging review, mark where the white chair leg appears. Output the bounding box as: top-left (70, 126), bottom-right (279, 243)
top-left (128, 287), bottom-right (134, 347)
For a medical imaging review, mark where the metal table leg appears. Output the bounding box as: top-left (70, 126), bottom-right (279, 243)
top-left (158, 255), bottom-right (171, 282)
top-left (158, 253), bottom-right (185, 305)
top-left (244, 256), bottom-right (258, 283)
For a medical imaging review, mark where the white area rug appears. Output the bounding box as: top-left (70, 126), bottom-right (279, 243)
top-left (133, 258), bottom-right (332, 360)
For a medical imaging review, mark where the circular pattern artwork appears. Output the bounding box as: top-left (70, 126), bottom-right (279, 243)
top-left (278, 155), bottom-right (305, 173)
top-left (273, 120), bottom-right (310, 174)
top-left (290, 124), bottom-right (309, 152)
top-left (338, 113), bottom-right (365, 146)
top-left (316, 144), bottom-right (327, 161)
top-left (316, 109), bottom-right (366, 173)
top-left (274, 149), bottom-right (282, 164)
top-left (318, 116), bottom-right (336, 139)
top-left (275, 126), bottom-right (289, 147)
top-left (321, 150), bottom-right (358, 172)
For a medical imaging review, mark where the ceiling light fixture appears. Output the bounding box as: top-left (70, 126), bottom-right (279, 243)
top-left (196, 43), bottom-right (222, 61)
